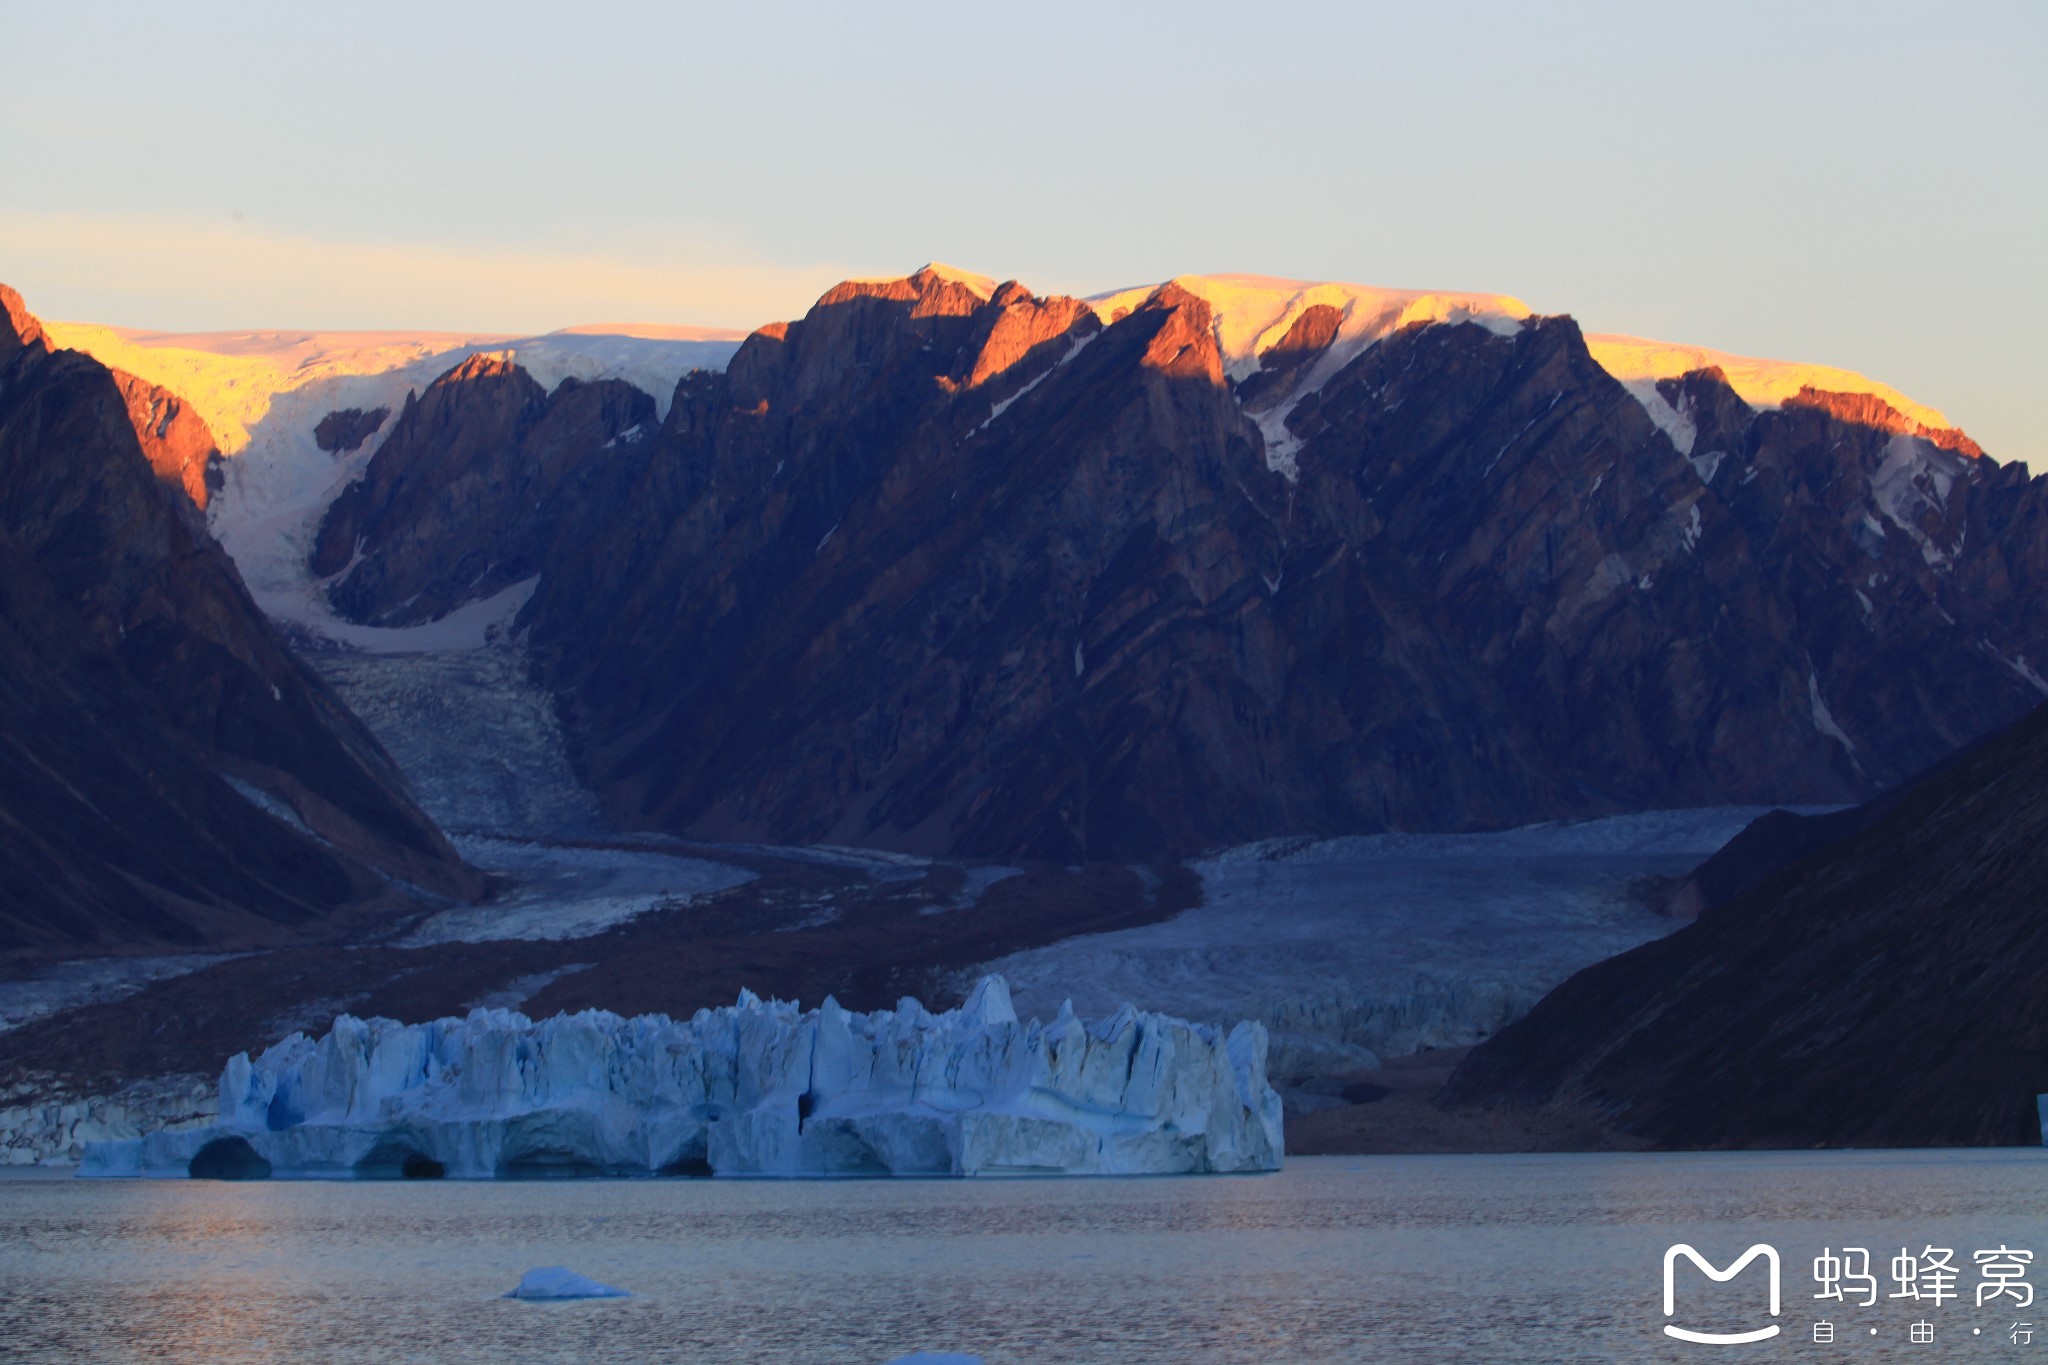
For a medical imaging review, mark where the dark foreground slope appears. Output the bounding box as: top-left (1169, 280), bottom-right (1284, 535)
top-left (319, 268), bottom-right (2048, 860)
top-left (0, 285), bottom-right (483, 954)
top-left (1445, 700), bottom-right (2048, 1147)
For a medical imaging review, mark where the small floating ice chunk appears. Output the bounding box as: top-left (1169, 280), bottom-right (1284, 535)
top-left (505, 1267), bottom-right (630, 1301)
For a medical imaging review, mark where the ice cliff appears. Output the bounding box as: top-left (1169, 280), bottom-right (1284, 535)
top-left (80, 976), bottom-right (1282, 1178)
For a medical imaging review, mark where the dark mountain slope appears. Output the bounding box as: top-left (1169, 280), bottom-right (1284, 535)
top-left (0, 525), bottom-right (374, 953)
top-left (1445, 699), bottom-right (2048, 1147)
top-left (0, 284), bottom-right (484, 951)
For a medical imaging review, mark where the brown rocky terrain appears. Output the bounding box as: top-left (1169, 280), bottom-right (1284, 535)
top-left (1785, 383), bottom-right (1985, 458)
top-left (316, 267), bottom-right (2048, 862)
top-left (0, 284), bottom-right (484, 954)
top-left (0, 850), bottom-right (1193, 1099)
top-left (1444, 698), bottom-right (2048, 1148)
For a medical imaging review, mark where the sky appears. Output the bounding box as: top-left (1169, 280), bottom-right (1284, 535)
top-left (2, 1), bottom-right (2043, 467)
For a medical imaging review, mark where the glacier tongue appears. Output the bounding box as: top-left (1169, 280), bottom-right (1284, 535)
top-left (80, 976), bottom-right (1281, 1179)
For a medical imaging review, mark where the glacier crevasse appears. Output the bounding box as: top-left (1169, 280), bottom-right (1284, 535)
top-left (80, 976), bottom-right (1282, 1178)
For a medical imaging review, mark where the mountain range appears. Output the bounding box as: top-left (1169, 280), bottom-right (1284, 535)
top-left (13, 262), bottom-right (2047, 923)
top-left (296, 267), bottom-right (2048, 861)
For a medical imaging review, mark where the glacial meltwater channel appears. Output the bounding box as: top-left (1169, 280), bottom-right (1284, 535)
top-left (2, 1151), bottom-right (2044, 1362)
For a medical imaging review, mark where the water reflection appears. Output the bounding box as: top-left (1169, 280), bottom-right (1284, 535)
top-left (0, 1151), bottom-right (2042, 1362)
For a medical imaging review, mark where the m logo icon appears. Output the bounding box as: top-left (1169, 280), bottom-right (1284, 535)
top-left (1663, 1243), bottom-right (1782, 1344)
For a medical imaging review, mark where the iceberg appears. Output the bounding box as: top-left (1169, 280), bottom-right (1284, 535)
top-left (505, 1267), bottom-right (629, 1301)
top-left (80, 976), bottom-right (1281, 1178)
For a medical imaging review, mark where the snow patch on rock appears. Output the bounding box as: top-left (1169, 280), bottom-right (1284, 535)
top-left (1981, 641), bottom-right (2048, 696)
top-left (1808, 669), bottom-right (1859, 761)
top-left (1615, 377), bottom-right (1699, 456)
top-left (1871, 433), bottom-right (1965, 569)
top-left (975, 332), bottom-right (1095, 433)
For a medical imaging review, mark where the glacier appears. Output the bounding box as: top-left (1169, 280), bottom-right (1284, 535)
top-left (79, 976), bottom-right (1281, 1179)
top-left (977, 809), bottom-right (1812, 1084)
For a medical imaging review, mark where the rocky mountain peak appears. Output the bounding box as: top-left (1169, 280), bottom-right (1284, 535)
top-left (961, 289), bottom-right (1098, 390)
top-left (817, 264), bottom-right (993, 319)
top-left (1134, 283), bottom-right (1226, 383)
top-left (0, 284), bottom-right (49, 357)
top-left (313, 344), bottom-right (655, 623)
top-left (911, 262), bottom-right (1000, 297)
top-left (1784, 384), bottom-right (1985, 459)
top-left (110, 371), bottom-right (220, 514)
top-left (443, 351), bottom-right (525, 385)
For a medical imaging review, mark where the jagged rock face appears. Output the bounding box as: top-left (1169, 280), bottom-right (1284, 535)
top-left (1782, 384), bottom-right (1983, 458)
top-left (314, 355), bottom-right (655, 625)
top-left (528, 276), bottom-right (1327, 859)
top-left (0, 283), bottom-right (484, 950)
top-left (319, 268), bottom-right (2048, 860)
top-left (1445, 698), bottom-right (2048, 1147)
top-left (1272, 321), bottom-right (2048, 806)
top-left (81, 977), bottom-right (1284, 1178)
top-left (112, 371), bottom-right (220, 512)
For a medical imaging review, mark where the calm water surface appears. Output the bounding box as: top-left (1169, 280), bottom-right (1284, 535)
top-left (2, 1151), bottom-right (2044, 1363)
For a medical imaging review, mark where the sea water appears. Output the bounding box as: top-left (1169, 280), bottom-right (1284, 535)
top-left (2, 1150), bottom-right (2043, 1362)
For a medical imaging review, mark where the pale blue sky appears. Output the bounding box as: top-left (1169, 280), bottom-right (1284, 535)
top-left (2, 0), bottom-right (2042, 466)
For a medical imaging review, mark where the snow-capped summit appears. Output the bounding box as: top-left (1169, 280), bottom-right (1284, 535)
top-left (38, 318), bottom-right (744, 653)
top-left (1583, 332), bottom-right (1978, 459)
top-left (1082, 272), bottom-right (1976, 472)
top-left (910, 262), bottom-right (1001, 299)
top-left (1088, 273), bottom-right (1533, 381)
top-left (1584, 333), bottom-right (1952, 431)
top-left (836, 263), bottom-right (1004, 304)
